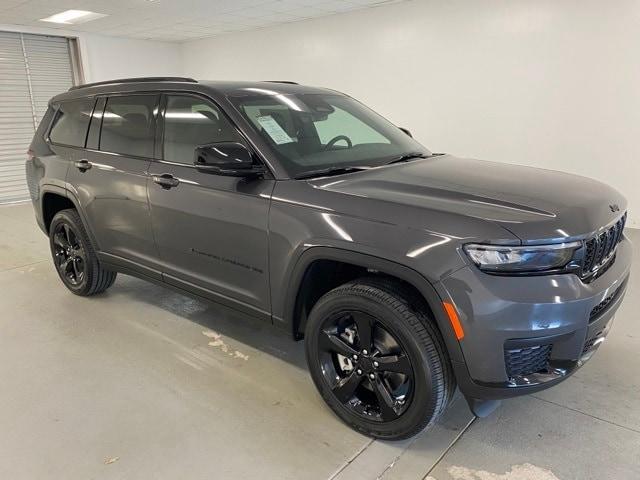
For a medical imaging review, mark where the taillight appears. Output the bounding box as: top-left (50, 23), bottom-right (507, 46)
top-left (27, 149), bottom-right (35, 161)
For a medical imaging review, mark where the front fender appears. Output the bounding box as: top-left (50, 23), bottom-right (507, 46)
top-left (267, 188), bottom-right (470, 323)
top-left (267, 180), bottom-right (515, 326)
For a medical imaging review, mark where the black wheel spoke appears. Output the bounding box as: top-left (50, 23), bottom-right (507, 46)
top-left (371, 376), bottom-right (399, 421)
top-left (319, 330), bottom-right (358, 357)
top-left (72, 258), bottom-right (81, 279)
top-left (375, 354), bottom-right (412, 375)
top-left (53, 232), bottom-right (69, 249)
top-left (352, 311), bottom-right (373, 352)
top-left (63, 224), bottom-right (72, 246)
top-left (59, 257), bottom-right (71, 273)
top-left (332, 371), bottom-right (363, 403)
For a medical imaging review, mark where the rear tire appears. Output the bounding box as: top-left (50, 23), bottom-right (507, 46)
top-left (49, 209), bottom-right (117, 296)
top-left (304, 278), bottom-right (454, 440)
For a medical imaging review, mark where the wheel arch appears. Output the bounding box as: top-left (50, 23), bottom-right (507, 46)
top-left (284, 247), bottom-right (465, 364)
top-left (40, 186), bottom-right (100, 249)
top-left (41, 189), bottom-right (75, 234)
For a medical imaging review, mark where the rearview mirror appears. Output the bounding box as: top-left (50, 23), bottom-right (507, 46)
top-left (194, 142), bottom-right (265, 177)
top-left (399, 127), bottom-right (413, 138)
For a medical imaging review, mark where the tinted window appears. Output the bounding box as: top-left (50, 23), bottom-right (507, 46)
top-left (230, 93), bottom-right (428, 178)
top-left (49, 99), bottom-right (94, 147)
top-left (100, 95), bottom-right (158, 157)
top-left (163, 95), bottom-right (241, 164)
top-left (36, 106), bottom-right (56, 138)
top-left (314, 107), bottom-right (389, 146)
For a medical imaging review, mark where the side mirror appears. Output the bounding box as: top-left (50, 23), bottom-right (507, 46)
top-left (194, 142), bottom-right (265, 177)
top-left (399, 127), bottom-right (413, 138)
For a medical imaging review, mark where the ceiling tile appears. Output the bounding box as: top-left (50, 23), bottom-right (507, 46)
top-left (0, 0), bottom-right (409, 41)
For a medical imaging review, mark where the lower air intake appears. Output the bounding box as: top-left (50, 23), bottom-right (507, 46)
top-left (505, 344), bottom-right (552, 377)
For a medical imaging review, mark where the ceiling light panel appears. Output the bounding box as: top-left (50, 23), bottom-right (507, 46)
top-left (40, 10), bottom-right (108, 25)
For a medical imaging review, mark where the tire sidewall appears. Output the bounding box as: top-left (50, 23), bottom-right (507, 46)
top-left (305, 285), bottom-right (441, 438)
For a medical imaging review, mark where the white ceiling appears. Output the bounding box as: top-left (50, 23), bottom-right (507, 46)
top-left (0, 0), bottom-right (405, 42)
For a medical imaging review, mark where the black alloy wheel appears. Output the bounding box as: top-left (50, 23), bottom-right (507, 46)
top-left (305, 279), bottom-right (454, 440)
top-left (317, 310), bottom-right (414, 422)
top-left (52, 222), bottom-right (86, 286)
top-left (49, 209), bottom-right (117, 296)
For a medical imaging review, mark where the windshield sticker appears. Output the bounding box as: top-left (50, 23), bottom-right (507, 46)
top-left (256, 115), bottom-right (294, 145)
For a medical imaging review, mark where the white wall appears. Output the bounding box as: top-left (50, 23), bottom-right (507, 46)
top-left (181, 0), bottom-right (640, 227)
top-left (0, 24), bottom-right (182, 83)
top-left (80, 34), bottom-right (182, 82)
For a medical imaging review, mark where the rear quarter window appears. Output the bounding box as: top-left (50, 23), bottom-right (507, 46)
top-left (36, 106), bottom-right (56, 138)
top-left (49, 98), bottom-right (94, 147)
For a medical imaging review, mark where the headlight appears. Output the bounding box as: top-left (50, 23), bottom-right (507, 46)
top-left (464, 242), bottom-right (581, 273)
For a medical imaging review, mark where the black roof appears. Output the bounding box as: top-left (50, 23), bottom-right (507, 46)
top-left (55, 77), bottom-right (333, 103)
top-left (198, 79), bottom-right (331, 95)
top-left (68, 76), bottom-right (197, 91)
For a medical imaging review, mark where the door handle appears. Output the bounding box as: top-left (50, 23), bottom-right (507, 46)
top-left (152, 173), bottom-right (180, 189)
top-left (74, 159), bottom-right (92, 172)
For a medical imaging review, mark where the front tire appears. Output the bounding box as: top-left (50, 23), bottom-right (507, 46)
top-left (49, 209), bottom-right (117, 296)
top-left (304, 278), bottom-right (454, 440)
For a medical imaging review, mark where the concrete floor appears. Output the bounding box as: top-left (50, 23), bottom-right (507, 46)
top-left (0, 202), bottom-right (638, 480)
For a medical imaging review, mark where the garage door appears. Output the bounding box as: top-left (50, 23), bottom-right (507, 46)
top-left (0, 31), bottom-right (76, 204)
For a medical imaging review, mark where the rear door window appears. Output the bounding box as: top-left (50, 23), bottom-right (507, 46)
top-left (49, 98), bottom-right (94, 147)
top-left (100, 95), bottom-right (159, 158)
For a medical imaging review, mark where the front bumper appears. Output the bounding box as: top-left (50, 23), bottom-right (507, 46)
top-left (438, 235), bottom-right (632, 400)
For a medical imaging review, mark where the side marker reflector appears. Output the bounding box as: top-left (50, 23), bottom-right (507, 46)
top-left (443, 302), bottom-right (464, 340)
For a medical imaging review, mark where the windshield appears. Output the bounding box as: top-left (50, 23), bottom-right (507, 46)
top-left (228, 91), bottom-right (430, 178)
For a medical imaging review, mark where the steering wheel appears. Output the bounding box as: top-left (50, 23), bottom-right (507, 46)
top-left (323, 135), bottom-right (353, 151)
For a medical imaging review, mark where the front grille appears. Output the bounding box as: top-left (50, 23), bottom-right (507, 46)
top-left (581, 213), bottom-right (626, 282)
top-left (505, 344), bottom-right (552, 377)
top-left (589, 285), bottom-right (623, 322)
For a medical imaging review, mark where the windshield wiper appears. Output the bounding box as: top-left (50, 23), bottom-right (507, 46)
top-left (386, 152), bottom-right (430, 165)
top-left (295, 166), bottom-right (370, 180)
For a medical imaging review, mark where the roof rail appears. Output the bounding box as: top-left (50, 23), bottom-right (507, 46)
top-left (69, 76), bottom-right (198, 91)
top-left (262, 80), bottom-right (299, 85)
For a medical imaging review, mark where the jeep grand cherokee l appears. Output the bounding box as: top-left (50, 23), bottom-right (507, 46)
top-left (26, 77), bottom-right (631, 439)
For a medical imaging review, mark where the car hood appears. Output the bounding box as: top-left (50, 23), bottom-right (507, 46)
top-left (309, 155), bottom-right (627, 243)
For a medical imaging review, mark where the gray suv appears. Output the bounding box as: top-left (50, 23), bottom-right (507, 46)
top-left (27, 77), bottom-right (631, 439)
